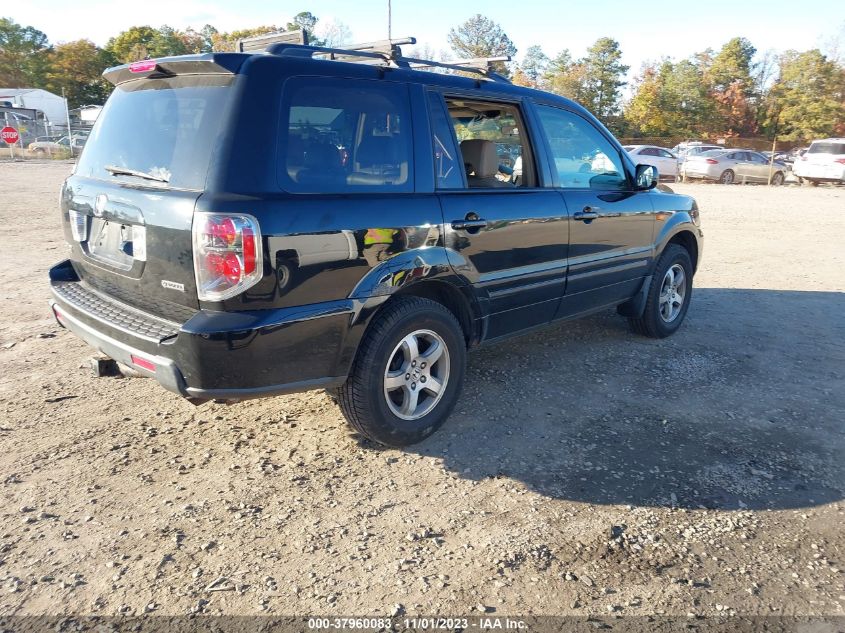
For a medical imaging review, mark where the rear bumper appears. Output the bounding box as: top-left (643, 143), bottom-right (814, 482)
top-left (793, 164), bottom-right (845, 180)
top-left (49, 260), bottom-right (353, 401)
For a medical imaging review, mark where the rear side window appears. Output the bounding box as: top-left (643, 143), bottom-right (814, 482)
top-left (279, 78), bottom-right (413, 193)
top-left (808, 142), bottom-right (845, 155)
top-left (75, 75), bottom-right (233, 190)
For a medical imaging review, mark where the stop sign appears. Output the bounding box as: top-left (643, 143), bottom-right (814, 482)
top-left (1, 127), bottom-right (19, 145)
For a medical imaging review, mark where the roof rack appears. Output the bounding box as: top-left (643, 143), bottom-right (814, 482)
top-left (263, 36), bottom-right (512, 83)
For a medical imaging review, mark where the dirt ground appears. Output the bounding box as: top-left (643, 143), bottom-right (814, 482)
top-left (0, 161), bottom-right (843, 620)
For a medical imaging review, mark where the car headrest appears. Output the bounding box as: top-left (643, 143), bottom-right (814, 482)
top-left (460, 139), bottom-right (499, 178)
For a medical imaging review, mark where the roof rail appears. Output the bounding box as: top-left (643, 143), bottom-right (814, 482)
top-left (238, 29), bottom-right (308, 53)
top-left (264, 37), bottom-right (512, 83)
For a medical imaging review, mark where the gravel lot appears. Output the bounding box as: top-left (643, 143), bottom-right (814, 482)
top-left (0, 161), bottom-right (843, 620)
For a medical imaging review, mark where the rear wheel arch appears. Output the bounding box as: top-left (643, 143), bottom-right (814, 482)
top-left (391, 280), bottom-right (478, 347)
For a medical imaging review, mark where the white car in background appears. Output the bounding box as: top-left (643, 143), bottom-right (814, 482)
top-left (792, 138), bottom-right (845, 186)
top-left (623, 145), bottom-right (680, 180)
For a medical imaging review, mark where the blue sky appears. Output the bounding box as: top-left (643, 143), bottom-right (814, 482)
top-left (10, 0), bottom-right (845, 79)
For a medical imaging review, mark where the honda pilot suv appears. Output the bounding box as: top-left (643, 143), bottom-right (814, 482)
top-left (49, 38), bottom-right (703, 447)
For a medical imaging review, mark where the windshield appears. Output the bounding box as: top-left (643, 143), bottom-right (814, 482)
top-left (808, 142), bottom-right (845, 155)
top-left (75, 75), bottom-right (234, 190)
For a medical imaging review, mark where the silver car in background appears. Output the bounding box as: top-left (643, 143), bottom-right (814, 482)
top-left (681, 149), bottom-right (788, 185)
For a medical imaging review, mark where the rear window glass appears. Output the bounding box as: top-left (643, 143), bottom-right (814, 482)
top-left (702, 150), bottom-right (727, 157)
top-left (808, 142), bottom-right (845, 155)
top-left (278, 77), bottom-right (413, 193)
top-left (75, 75), bottom-right (233, 190)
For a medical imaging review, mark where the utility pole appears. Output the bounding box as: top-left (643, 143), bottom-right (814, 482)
top-left (62, 87), bottom-right (73, 158)
top-left (388, 0), bottom-right (392, 40)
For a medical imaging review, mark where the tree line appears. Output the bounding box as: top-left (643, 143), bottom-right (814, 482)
top-left (2, 12), bottom-right (843, 141)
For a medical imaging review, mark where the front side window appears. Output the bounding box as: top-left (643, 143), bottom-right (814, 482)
top-left (444, 98), bottom-right (534, 188)
top-left (534, 105), bottom-right (627, 190)
top-left (279, 78), bottom-right (413, 193)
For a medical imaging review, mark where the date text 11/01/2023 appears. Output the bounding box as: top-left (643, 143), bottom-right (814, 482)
top-left (307, 617), bottom-right (529, 630)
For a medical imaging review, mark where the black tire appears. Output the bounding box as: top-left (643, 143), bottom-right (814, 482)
top-left (338, 296), bottom-right (466, 447)
top-left (806, 178), bottom-right (819, 187)
top-left (719, 169), bottom-right (735, 185)
top-left (771, 172), bottom-right (784, 186)
top-left (629, 244), bottom-right (693, 338)
top-left (277, 258), bottom-right (295, 292)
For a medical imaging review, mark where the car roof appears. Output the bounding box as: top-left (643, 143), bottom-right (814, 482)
top-left (102, 50), bottom-right (597, 123)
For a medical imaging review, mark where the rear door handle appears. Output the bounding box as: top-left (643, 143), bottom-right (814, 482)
top-left (573, 207), bottom-right (599, 221)
top-left (451, 217), bottom-right (488, 230)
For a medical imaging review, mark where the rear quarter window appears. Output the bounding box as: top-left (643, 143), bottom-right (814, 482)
top-left (277, 77), bottom-right (414, 193)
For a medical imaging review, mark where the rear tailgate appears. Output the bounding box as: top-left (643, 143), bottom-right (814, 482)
top-left (63, 65), bottom-right (239, 322)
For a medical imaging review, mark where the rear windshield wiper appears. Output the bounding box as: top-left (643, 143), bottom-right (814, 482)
top-left (104, 165), bottom-right (170, 183)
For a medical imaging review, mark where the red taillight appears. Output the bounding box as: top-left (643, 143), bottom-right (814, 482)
top-left (242, 227), bottom-right (256, 275)
top-left (129, 60), bottom-right (157, 73)
top-left (193, 213), bottom-right (262, 301)
top-left (705, 158), bottom-right (719, 164)
top-left (131, 355), bottom-right (156, 372)
top-left (834, 158), bottom-right (845, 165)
top-left (211, 218), bottom-right (237, 245)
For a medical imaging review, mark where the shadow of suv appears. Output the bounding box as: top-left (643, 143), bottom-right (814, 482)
top-left (49, 38), bottom-right (703, 447)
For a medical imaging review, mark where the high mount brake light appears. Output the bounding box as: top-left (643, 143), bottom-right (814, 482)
top-left (193, 213), bottom-right (263, 302)
top-left (129, 60), bottom-right (157, 73)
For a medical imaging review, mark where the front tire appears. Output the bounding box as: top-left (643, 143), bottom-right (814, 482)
top-left (771, 172), bottom-right (785, 186)
top-left (629, 244), bottom-right (693, 338)
top-left (338, 296), bottom-right (466, 447)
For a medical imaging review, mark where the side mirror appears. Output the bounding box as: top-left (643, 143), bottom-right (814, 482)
top-left (635, 164), bottom-right (658, 190)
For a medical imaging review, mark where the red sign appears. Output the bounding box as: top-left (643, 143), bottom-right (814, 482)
top-left (1, 127), bottom-right (19, 145)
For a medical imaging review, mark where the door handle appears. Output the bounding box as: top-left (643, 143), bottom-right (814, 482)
top-left (451, 215), bottom-right (488, 230)
top-left (574, 207), bottom-right (599, 221)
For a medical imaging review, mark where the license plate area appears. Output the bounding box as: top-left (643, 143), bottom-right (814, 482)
top-left (87, 217), bottom-right (146, 271)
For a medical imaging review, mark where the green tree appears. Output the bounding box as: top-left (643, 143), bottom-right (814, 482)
top-left (624, 59), bottom-right (717, 137)
top-left (447, 14), bottom-right (516, 76)
top-left (766, 49), bottom-right (845, 140)
top-left (200, 25), bottom-right (218, 53)
top-left (708, 37), bottom-right (758, 134)
top-left (543, 50), bottom-right (588, 102)
top-left (105, 25), bottom-right (158, 62)
top-left (286, 11), bottom-right (322, 45)
top-left (45, 40), bottom-right (114, 107)
top-left (520, 44), bottom-right (548, 87)
top-left (0, 18), bottom-right (51, 87)
top-left (580, 37), bottom-right (629, 120)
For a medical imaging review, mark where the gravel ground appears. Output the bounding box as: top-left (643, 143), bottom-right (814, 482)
top-left (0, 161), bottom-right (843, 619)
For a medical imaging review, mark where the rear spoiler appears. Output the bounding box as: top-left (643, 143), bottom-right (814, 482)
top-left (103, 54), bottom-right (247, 86)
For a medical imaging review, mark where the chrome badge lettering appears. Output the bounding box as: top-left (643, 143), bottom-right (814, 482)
top-left (161, 280), bottom-right (185, 292)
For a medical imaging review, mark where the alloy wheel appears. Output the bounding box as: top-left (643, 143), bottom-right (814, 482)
top-left (383, 329), bottom-right (450, 421)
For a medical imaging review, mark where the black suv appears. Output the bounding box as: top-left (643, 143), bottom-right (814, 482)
top-left (49, 38), bottom-right (703, 446)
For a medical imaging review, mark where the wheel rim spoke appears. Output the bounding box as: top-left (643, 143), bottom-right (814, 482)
top-left (384, 371), bottom-right (406, 390)
top-left (425, 376), bottom-right (444, 395)
top-left (401, 386), bottom-right (420, 417)
top-left (420, 339), bottom-right (444, 364)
